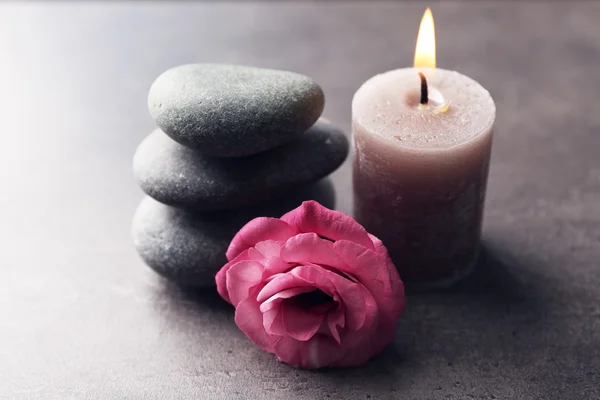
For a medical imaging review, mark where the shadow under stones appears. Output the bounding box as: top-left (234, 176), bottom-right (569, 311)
top-left (239, 176), bottom-right (336, 219)
top-left (155, 277), bottom-right (234, 315)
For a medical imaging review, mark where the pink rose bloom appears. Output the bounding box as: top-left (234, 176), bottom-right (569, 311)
top-left (215, 201), bottom-right (405, 369)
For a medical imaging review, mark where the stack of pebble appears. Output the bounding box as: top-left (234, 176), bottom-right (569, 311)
top-left (131, 64), bottom-right (349, 287)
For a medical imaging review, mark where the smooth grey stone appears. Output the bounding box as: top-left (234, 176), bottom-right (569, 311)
top-left (133, 118), bottom-right (348, 210)
top-left (148, 63), bottom-right (325, 157)
top-left (131, 179), bottom-right (335, 287)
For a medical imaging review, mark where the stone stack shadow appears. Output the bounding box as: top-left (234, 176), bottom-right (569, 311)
top-left (131, 64), bottom-right (348, 287)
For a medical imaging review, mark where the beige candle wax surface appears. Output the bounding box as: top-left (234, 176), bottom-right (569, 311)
top-left (352, 67), bottom-right (495, 287)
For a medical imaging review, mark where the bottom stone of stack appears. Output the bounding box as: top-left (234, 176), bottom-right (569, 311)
top-left (131, 178), bottom-right (335, 288)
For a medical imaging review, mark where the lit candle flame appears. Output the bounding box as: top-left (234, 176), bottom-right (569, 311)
top-left (414, 8), bottom-right (436, 69)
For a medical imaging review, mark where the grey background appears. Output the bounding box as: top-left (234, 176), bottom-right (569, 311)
top-left (1, 2), bottom-right (599, 399)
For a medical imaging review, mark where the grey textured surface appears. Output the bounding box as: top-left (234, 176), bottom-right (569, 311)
top-left (133, 120), bottom-right (348, 210)
top-left (132, 180), bottom-right (335, 287)
top-left (148, 63), bottom-right (325, 157)
top-left (1, 2), bottom-right (599, 399)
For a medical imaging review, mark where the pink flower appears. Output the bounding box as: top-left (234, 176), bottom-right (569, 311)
top-left (215, 201), bottom-right (405, 369)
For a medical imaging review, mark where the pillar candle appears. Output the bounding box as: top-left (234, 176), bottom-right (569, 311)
top-left (351, 10), bottom-right (496, 288)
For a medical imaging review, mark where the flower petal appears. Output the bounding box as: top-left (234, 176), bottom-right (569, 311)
top-left (333, 240), bottom-right (385, 281)
top-left (262, 308), bottom-right (286, 336)
top-left (370, 233), bottom-right (397, 291)
top-left (248, 240), bottom-right (291, 276)
top-left (337, 283), bottom-right (367, 332)
top-left (226, 260), bottom-right (264, 307)
top-left (281, 301), bottom-right (325, 342)
top-left (257, 272), bottom-right (308, 303)
top-left (289, 265), bottom-right (338, 296)
top-left (259, 286), bottom-right (315, 313)
top-left (272, 336), bottom-right (303, 368)
top-left (333, 300), bottom-right (395, 368)
top-left (289, 264), bottom-right (370, 332)
top-left (253, 240), bottom-right (282, 258)
top-left (331, 239), bottom-right (404, 366)
top-left (338, 284), bottom-right (379, 351)
top-left (333, 239), bottom-right (405, 320)
top-left (280, 233), bottom-right (344, 268)
top-left (215, 250), bottom-right (251, 304)
top-left (235, 296), bottom-right (274, 352)
top-left (274, 335), bottom-right (343, 369)
top-left (280, 201), bottom-right (374, 251)
top-left (327, 305), bottom-right (345, 344)
top-left (331, 339), bottom-right (380, 368)
top-left (226, 218), bottom-right (298, 261)
top-left (301, 334), bottom-right (343, 369)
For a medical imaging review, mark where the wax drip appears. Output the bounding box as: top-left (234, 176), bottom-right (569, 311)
top-left (418, 72), bottom-right (428, 105)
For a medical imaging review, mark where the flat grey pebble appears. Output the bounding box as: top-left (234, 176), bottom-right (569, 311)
top-left (133, 118), bottom-right (348, 210)
top-left (148, 63), bottom-right (324, 157)
top-left (132, 179), bottom-right (335, 287)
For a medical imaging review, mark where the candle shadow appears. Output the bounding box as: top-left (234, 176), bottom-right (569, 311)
top-left (433, 243), bottom-right (532, 300)
top-left (312, 241), bottom-right (566, 399)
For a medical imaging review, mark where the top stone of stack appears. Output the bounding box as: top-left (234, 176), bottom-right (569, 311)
top-left (148, 64), bottom-right (325, 157)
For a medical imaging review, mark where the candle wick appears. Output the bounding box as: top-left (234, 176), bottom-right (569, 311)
top-left (418, 72), bottom-right (429, 105)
